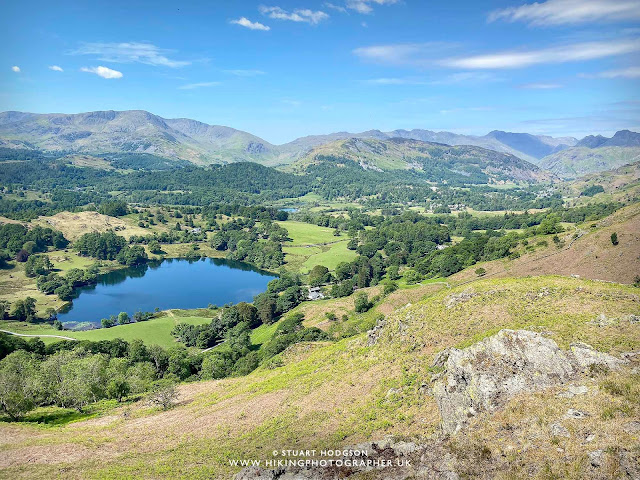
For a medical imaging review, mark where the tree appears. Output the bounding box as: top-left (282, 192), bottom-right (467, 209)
top-left (254, 292), bottom-right (277, 324)
top-left (611, 232), bottom-right (619, 246)
top-left (201, 352), bottom-right (234, 380)
top-left (101, 316), bottom-right (117, 328)
top-left (0, 301), bottom-right (9, 320)
top-left (0, 351), bottom-right (38, 419)
top-left (475, 267), bottom-right (487, 276)
top-left (148, 379), bottom-right (178, 410)
top-left (11, 297), bottom-right (37, 322)
top-left (148, 240), bottom-right (162, 254)
top-left (15, 249), bottom-right (29, 262)
top-left (54, 284), bottom-right (73, 301)
top-left (117, 312), bottom-right (132, 325)
top-left (308, 265), bottom-right (330, 287)
top-left (354, 292), bottom-right (371, 313)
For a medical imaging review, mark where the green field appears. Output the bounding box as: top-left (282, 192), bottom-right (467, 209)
top-left (0, 314), bottom-right (212, 348)
top-left (277, 220), bottom-right (345, 246)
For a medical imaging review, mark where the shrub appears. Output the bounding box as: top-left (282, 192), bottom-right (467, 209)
top-left (611, 232), bottom-right (618, 245)
top-left (475, 267), bottom-right (486, 277)
top-left (354, 292), bottom-right (371, 313)
top-left (148, 380), bottom-right (178, 410)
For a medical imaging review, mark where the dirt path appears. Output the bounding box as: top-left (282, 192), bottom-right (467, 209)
top-left (0, 329), bottom-right (78, 341)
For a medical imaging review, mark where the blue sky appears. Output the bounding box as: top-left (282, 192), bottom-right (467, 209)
top-left (1, 0), bottom-right (639, 144)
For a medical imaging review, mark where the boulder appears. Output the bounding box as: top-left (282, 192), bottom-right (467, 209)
top-left (432, 330), bottom-right (626, 434)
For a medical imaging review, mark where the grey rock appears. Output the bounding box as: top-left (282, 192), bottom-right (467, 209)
top-left (550, 422), bottom-right (571, 438)
top-left (432, 330), bottom-right (576, 434)
top-left (570, 342), bottom-right (627, 371)
top-left (557, 385), bottom-right (588, 398)
top-left (367, 316), bottom-right (387, 346)
top-left (432, 330), bottom-right (625, 434)
top-left (623, 421), bottom-right (640, 434)
top-left (589, 449), bottom-right (605, 467)
top-left (444, 289), bottom-right (477, 308)
top-left (564, 408), bottom-right (589, 419)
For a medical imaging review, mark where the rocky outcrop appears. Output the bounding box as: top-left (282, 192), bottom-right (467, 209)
top-left (432, 329), bottom-right (627, 434)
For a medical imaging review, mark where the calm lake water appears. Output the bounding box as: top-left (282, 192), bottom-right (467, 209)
top-left (58, 258), bottom-right (276, 328)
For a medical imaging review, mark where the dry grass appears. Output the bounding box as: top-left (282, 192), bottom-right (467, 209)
top-left (33, 211), bottom-right (156, 241)
top-left (451, 202), bottom-right (640, 285)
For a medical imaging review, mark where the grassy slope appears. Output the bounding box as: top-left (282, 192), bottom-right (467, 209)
top-left (1, 275), bottom-right (638, 479)
top-left (451, 202), bottom-right (640, 285)
top-left (277, 220), bottom-right (356, 273)
top-left (540, 146), bottom-right (640, 179)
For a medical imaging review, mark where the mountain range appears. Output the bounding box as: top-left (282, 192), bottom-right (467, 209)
top-left (0, 110), bottom-right (637, 178)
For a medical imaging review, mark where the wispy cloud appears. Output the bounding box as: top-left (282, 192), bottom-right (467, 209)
top-left (431, 71), bottom-right (504, 84)
top-left (11, 66), bottom-right (20, 73)
top-left (178, 81), bottom-right (221, 90)
top-left (440, 39), bottom-right (640, 69)
top-left (489, 0), bottom-right (640, 26)
top-left (353, 42), bottom-right (456, 66)
top-left (518, 82), bottom-right (563, 89)
top-left (230, 17), bottom-right (271, 31)
top-left (223, 69), bottom-right (266, 77)
top-left (71, 42), bottom-right (190, 67)
top-left (282, 99), bottom-right (302, 107)
top-left (581, 66), bottom-right (640, 78)
top-left (324, 2), bottom-right (347, 13)
top-left (49, 65), bottom-right (63, 72)
top-left (80, 66), bottom-right (123, 79)
top-left (259, 6), bottom-right (329, 24)
top-left (346, 0), bottom-right (399, 14)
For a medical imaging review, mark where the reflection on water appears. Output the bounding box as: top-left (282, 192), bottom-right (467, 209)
top-left (57, 257), bottom-right (276, 327)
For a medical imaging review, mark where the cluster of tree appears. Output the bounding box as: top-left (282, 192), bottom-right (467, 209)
top-left (581, 185), bottom-right (605, 197)
top-left (210, 218), bottom-right (288, 270)
top-left (101, 311), bottom-right (154, 328)
top-left (74, 231), bottom-right (147, 265)
top-left (36, 266), bottom-right (99, 301)
top-left (0, 335), bottom-right (204, 419)
top-left (199, 312), bottom-right (327, 380)
top-left (0, 149), bottom-right (568, 214)
top-left (97, 200), bottom-right (128, 217)
top-left (0, 297), bottom-right (38, 322)
top-left (0, 224), bottom-right (68, 261)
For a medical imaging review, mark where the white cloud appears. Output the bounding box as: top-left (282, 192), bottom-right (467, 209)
top-left (440, 39), bottom-right (640, 69)
top-left (518, 82), bottom-right (563, 89)
top-left (49, 65), bottom-right (64, 72)
top-left (346, 0), bottom-right (399, 14)
top-left (80, 66), bottom-right (123, 79)
top-left (11, 66), bottom-right (20, 73)
top-left (72, 42), bottom-right (190, 67)
top-left (353, 43), bottom-right (450, 66)
top-left (178, 82), bottom-right (221, 90)
top-left (431, 71), bottom-right (504, 84)
top-left (282, 99), bottom-right (302, 107)
top-left (324, 2), bottom-right (347, 13)
top-left (230, 17), bottom-right (271, 30)
top-left (259, 6), bottom-right (329, 24)
top-left (489, 0), bottom-right (640, 26)
top-left (582, 66), bottom-right (640, 78)
top-left (223, 69), bottom-right (266, 76)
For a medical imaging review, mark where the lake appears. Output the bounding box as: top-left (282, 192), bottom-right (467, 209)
top-left (57, 258), bottom-right (277, 328)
